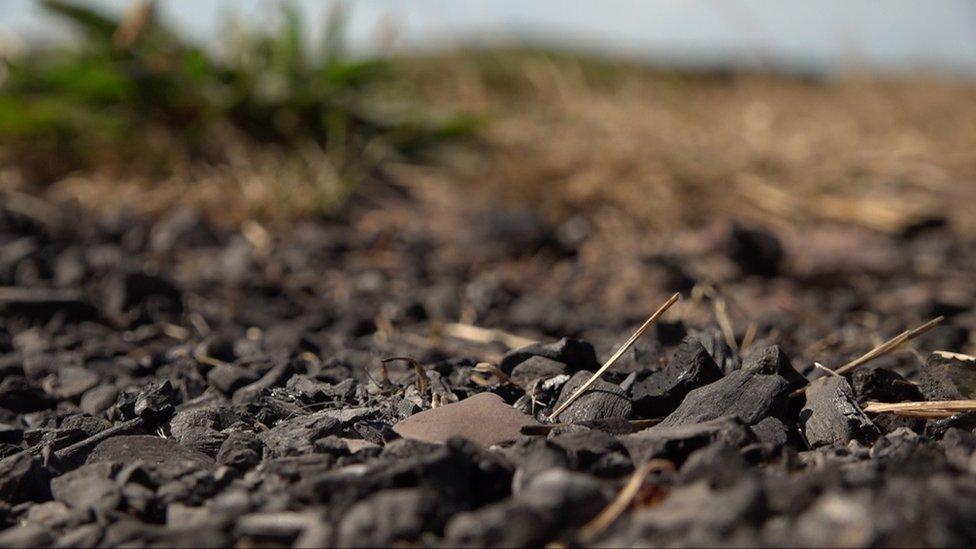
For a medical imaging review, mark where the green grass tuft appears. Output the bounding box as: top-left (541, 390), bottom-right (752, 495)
top-left (0, 0), bottom-right (477, 192)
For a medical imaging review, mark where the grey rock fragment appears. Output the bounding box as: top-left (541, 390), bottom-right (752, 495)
top-left (630, 337), bottom-right (722, 418)
top-left (801, 376), bottom-right (879, 448)
top-left (742, 345), bottom-right (807, 390)
top-left (445, 468), bottom-right (610, 547)
top-left (621, 416), bottom-right (755, 465)
top-left (918, 352), bottom-right (976, 400)
top-left (552, 370), bottom-right (632, 423)
top-left (658, 370), bottom-right (790, 428)
top-left (50, 462), bottom-right (120, 511)
top-left (499, 337), bottom-right (599, 375)
top-left (259, 411), bottom-right (340, 457)
top-left (217, 432), bottom-right (263, 471)
top-left (336, 488), bottom-right (438, 547)
top-left (511, 356), bottom-right (567, 385)
top-left (207, 363), bottom-right (259, 395)
top-left (86, 435), bottom-right (215, 472)
top-left (0, 452), bottom-right (50, 504)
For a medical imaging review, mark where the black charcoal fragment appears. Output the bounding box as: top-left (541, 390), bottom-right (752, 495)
top-left (657, 370), bottom-right (790, 428)
top-left (552, 370), bottom-right (632, 423)
top-left (800, 376), bottom-right (879, 448)
top-left (630, 337), bottom-right (723, 418)
top-left (499, 338), bottom-right (599, 375)
top-left (0, 452), bottom-right (50, 504)
top-left (918, 352), bottom-right (976, 401)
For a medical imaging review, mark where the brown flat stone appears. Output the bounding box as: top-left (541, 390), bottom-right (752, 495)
top-left (86, 435), bottom-right (215, 472)
top-left (393, 392), bottom-right (538, 447)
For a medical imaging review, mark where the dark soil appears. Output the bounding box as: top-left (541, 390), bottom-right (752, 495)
top-left (1, 195), bottom-right (975, 547)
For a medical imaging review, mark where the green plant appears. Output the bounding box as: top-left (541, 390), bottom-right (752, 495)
top-left (0, 0), bottom-right (476, 189)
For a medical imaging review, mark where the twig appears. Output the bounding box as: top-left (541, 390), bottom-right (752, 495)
top-left (832, 316), bottom-right (944, 375)
top-left (195, 354), bottom-right (230, 369)
top-left (740, 321), bottom-right (758, 353)
top-left (713, 296), bottom-right (738, 352)
top-left (548, 293), bottom-right (680, 422)
top-left (442, 322), bottom-right (537, 349)
top-left (863, 400), bottom-right (976, 415)
top-left (577, 459), bottom-right (675, 541)
top-left (812, 362), bottom-right (842, 378)
top-left (470, 362), bottom-right (525, 390)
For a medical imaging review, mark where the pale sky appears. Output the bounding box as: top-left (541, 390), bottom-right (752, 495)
top-left (2, 0), bottom-right (976, 76)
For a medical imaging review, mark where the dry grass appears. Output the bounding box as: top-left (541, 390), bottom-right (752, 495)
top-left (406, 51), bottom-right (976, 234)
top-left (4, 49), bottom-right (976, 235)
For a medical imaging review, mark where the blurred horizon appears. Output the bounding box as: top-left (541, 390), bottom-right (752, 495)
top-left (2, 0), bottom-right (976, 77)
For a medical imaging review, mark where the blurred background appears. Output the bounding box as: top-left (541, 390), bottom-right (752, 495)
top-left (0, 1), bottom-right (975, 331)
top-left (1, 0), bottom-right (974, 228)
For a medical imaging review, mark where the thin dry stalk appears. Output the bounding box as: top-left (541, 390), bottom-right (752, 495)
top-left (548, 293), bottom-right (680, 422)
top-left (740, 321), bottom-right (758, 353)
top-left (470, 362), bottom-right (525, 390)
top-left (577, 459), bottom-right (675, 541)
top-left (713, 296), bottom-right (738, 351)
top-left (195, 354), bottom-right (230, 369)
top-left (863, 400), bottom-right (976, 414)
top-left (162, 323), bottom-right (190, 340)
top-left (871, 409), bottom-right (958, 419)
top-left (442, 322), bottom-right (537, 349)
top-left (812, 362), bottom-right (842, 378)
top-left (832, 316), bottom-right (944, 375)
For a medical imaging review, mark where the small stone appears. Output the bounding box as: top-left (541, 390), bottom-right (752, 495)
top-left (750, 417), bottom-right (791, 449)
top-left (131, 380), bottom-right (179, 427)
top-left (0, 376), bottom-right (54, 413)
top-left (511, 356), bottom-right (567, 385)
top-left (552, 370), bottom-right (632, 423)
top-left (657, 370), bottom-right (790, 428)
top-left (499, 338), bottom-right (599, 375)
top-left (918, 352), bottom-right (976, 401)
top-left (393, 392), bottom-right (537, 447)
top-left (336, 488), bottom-right (439, 547)
top-left (742, 345), bottom-right (807, 390)
top-left (681, 442), bottom-right (748, 488)
top-left (621, 416), bottom-right (755, 465)
top-left (518, 468), bottom-right (611, 527)
top-left (445, 502), bottom-right (548, 547)
top-left (729, 222), bottom-right (784, 276)
top-left (86, 435), bottom-right (215, 471)
top-left (45, 366), bottom-right (100, 400)
top-left (549, 429), bottom-right (632, 476)
top-left (217, 432), bottom-right (263, 471)
top-left (630, 337), bottom-right (723, 418)
top-left (207, 363), bottom-right (259, 395)
top-left (259, 410), bottom-right (340, 457)
top-left (0, 524), bottom-right (53, 547)
top-left (0, 452), bottom-right (50, 504)
top-left (445, 468), bottom-right (610, 547)
top-left (60, 414), bottom-right (112, 438)
top-left (850, 367), bottom-right (924, 404)
top-left (50, 462), bottom-right (121, 511)
top-left (80, 385), bottom-right (119, 415)
top-left (800, 376), bottom-right (880, 448)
